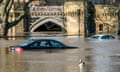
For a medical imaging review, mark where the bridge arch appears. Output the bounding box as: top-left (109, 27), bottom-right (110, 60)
top-left (30, 17), bottom-right (66, 32)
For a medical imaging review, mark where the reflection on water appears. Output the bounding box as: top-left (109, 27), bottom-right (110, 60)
top-left (0, 37), bottom-right (120, 72)
top-left (0, 54), bottom-right (26, 72)
top-left (92, 47), bottom-right (120, 72)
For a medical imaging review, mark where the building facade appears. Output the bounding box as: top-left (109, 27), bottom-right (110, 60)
top-left (0, 0), bottom-right (119, 36)
top-left (28, 0), bottom-right (119, 36)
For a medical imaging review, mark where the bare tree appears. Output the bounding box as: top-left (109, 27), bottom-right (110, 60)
top-left (0, 0), bottom-right (32, 39)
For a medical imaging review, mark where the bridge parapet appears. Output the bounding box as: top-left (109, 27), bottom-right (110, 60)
top-left (30, 6), bottom-right (64, 18)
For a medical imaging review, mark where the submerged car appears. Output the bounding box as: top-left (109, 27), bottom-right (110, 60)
top-left (87, 34), bottom-right (118, 40)
top-left (8, 39), bottom-right (78, 52)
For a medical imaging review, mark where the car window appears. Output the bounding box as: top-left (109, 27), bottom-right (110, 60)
top-left (49, 40), bottom-right (64, 47)
top-left (109, 35), bottom-right (115, 39)
top-left (91, 36), bottom-right (100, 39)
top-left (31, 40), bottom-right (50, 47)
top-left (101, 35), bottom-right (109, 39)
top-left (40, 41), bottom-right (50, 47)
top-left (101, 35), bottom-right (115, 39)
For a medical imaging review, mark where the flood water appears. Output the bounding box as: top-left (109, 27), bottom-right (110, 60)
top-left (0, 36), bottom-right (120, 72)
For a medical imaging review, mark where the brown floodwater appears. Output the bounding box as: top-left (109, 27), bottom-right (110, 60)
top-left (0, 36), bottom-right (120, 72)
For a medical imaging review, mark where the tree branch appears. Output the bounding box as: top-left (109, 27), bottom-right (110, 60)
top-left (4, 0), bottom-right (9, 14)
top-left (8, 0), bottom-right (33, 28)
top-left (8, 14), bottom-right (25, 28)
top-left (7, 0), bottom-right (14, 14)
top-left (4, 0), bottom-right (12, 23)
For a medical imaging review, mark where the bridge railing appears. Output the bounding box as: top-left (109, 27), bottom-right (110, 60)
top-left (30, 6), bottom-right (64, 18)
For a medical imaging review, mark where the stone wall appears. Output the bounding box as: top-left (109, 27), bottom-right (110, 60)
top-left (64, 2), bottom-right (118, 35)
top-left (64, 1), bottom-right (84, 36)
top-left (95, 5), bottom-right (118, 34)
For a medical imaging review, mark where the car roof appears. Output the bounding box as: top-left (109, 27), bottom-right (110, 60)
top-left (29, 39), bottom-right (57, 41)
top-left (91, 34), bottom-right (115, 36)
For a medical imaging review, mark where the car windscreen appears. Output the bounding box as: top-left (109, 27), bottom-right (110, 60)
top-left (18, 40), bottom-right (35, 46)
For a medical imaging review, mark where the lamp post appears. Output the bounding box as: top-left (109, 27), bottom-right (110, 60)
top-left (77, 9), bottom-right (81, 36)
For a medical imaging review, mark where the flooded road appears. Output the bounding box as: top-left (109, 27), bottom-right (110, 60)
top-left (0, 37), bottom-right (120, 72)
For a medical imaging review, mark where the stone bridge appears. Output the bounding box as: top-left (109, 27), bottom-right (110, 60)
top-left (28, 6), bottom-right (66, 33)
top-left (29, 17), bottom-right (66, 32)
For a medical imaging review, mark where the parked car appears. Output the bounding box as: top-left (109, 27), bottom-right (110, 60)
top-left (8, 39), bottom-right (78, 53)
top-left (86, 34), bottom-right (118, 40)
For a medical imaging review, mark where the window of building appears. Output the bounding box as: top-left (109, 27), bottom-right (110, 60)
top-left (99, 24), bottom-right (103, 31)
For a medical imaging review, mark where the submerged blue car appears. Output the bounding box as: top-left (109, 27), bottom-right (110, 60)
top-left (8, 39), bottom-right (78, 52)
